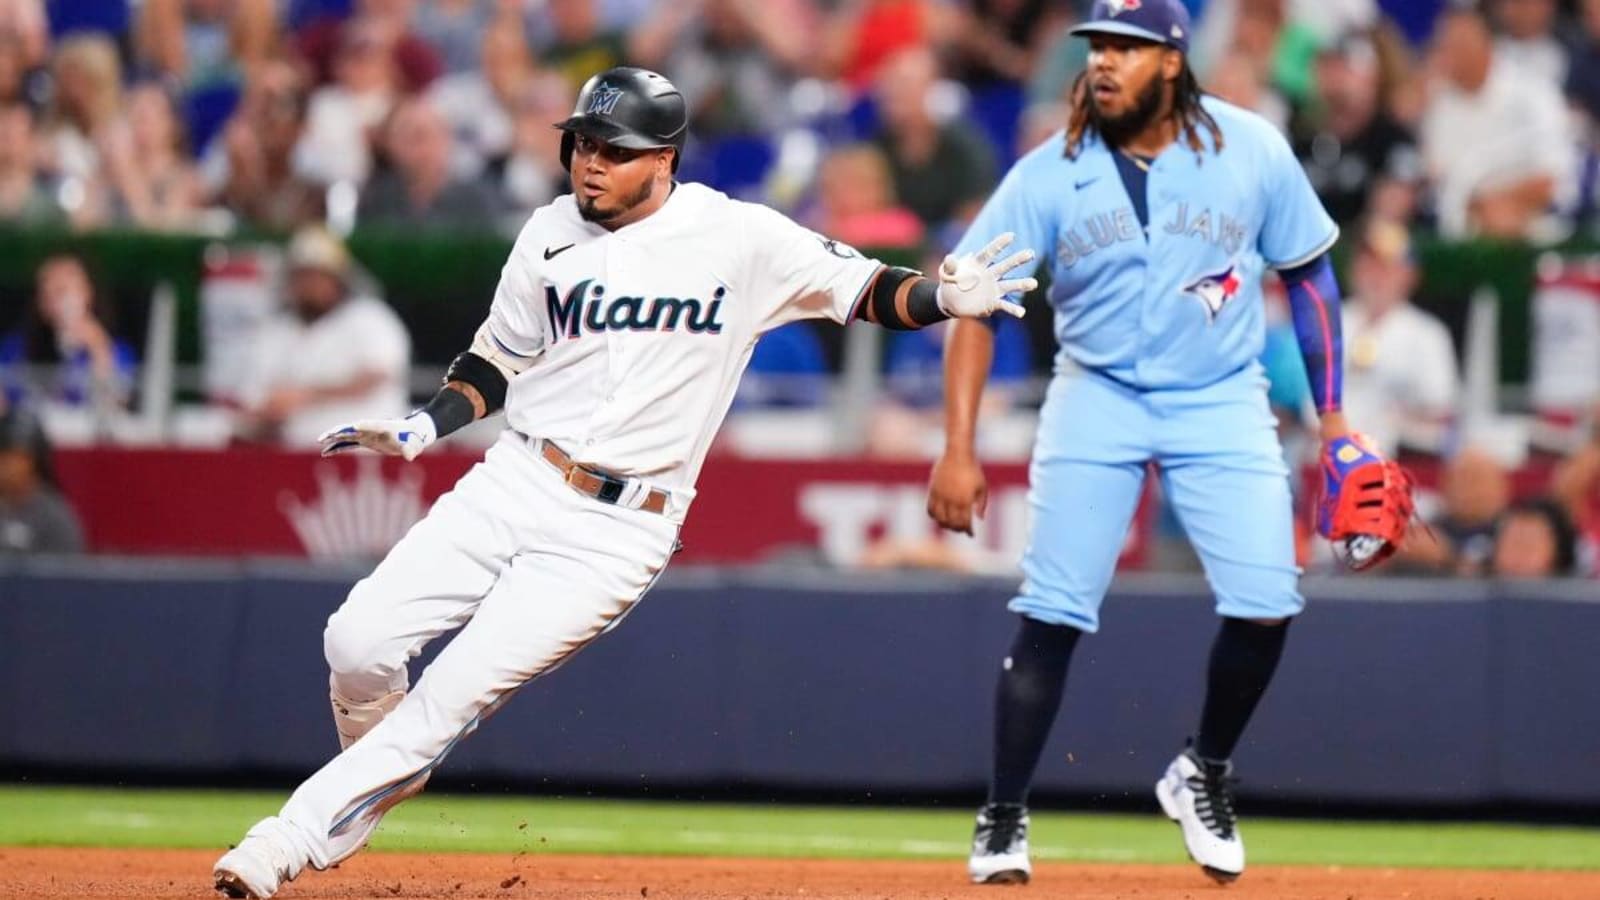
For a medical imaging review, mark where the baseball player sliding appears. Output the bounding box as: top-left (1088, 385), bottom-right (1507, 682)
top-left (211, 66), bottom-right (1033, 899)
top-left (928, 0), bottom-right (1412, 887)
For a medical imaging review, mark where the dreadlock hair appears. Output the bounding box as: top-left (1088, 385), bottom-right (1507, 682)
top-left (1064, 61), bottom-right (1222, 161)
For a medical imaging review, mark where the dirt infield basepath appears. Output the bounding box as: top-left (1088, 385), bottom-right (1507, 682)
top-left (3, 847), bottom-right (1595, 900)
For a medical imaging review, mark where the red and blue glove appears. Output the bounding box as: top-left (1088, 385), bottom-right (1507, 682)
top-left (1317, 434), bottom-right (1415, 571)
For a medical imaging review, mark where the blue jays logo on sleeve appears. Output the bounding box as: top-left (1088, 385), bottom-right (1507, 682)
top-left (586, 86), bottom-right (624, 116)
top-left (1182, 265), bottom-right (1242, 323)
top-left (1106, 0), bottom-right (1142, 13)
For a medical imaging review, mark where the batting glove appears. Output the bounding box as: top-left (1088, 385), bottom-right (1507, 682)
top-left (937, 232), bottom-right (1037, 320)
top-left (317, 412), bottom-right (437, 461)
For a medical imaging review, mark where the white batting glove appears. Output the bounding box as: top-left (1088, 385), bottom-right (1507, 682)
top-left (317, 412), bottom-right (437, 461)
top-left (936, 232), bottom-right (1037, 320)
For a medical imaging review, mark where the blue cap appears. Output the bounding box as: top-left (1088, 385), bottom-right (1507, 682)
top-left (1070, 0), bottom-right (1191, 54)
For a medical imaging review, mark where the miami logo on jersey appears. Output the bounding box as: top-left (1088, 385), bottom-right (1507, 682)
top-left (1105, 0), bottom-right (1142, 13)
top-left (546, 278), bottom-right (725, 341)
top-left (1183, 265), bottom-right (1242, 323)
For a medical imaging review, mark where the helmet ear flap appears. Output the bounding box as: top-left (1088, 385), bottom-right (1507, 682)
top-left (559, 130), bottom-right (574, 172)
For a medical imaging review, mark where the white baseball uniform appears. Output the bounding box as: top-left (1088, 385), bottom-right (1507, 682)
top-left (268, 182), bottom-right (897, 868)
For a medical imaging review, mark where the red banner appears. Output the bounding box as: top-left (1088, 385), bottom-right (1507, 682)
top-left (53, 447), bottom-right (1151, 570)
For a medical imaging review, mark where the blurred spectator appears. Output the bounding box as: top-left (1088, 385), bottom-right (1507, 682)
top-left (296, 0), bottom-right (443, 92)
top-left (1421, 5), bottom-right (1576, 239)
top-left (0, 101), bottom-right (65, 226)
top-left (0, 27), bottom-right (49, 110)
top-left (493, 72), bottom-right (576, 225)
top-left (42, 0), bottom-right (130, 44)
top-left (1397, 446), bottom-right (1510, 575)
top-left (111, 82), bottom-right (205, 230)
top-left (537, 0), bottom-right (630, 92)
top-left (1489, 0), bottom-right (1565, 89)
top-left (237, 227), bottom-right (410, 445)
top-left (821, 0), bottom-right (958, 91)
top-left (1490, 496), bottom-right (1579, 578)
top-left (134, 0), bottom-right (278, 90)
top-left (809, 143), bottom-right (923, 250)
top-left (1206, 46), bottom-right (1289, 132)
top-left (1291, 29), bottom-right (1421, 228)
top-left (1566, 0), bottom-right (1600, 121)
top-left (1551, 408), bottom-right (1600, 574)
top-left (41, 32), bottom-right (126, 227)
top-left (295, 18), bottom-right (400, 187)
top-left (1340, 219), bottom-right (1458, 457)
top-left (631, 0), bottom-right (812, 137)
top-left (208, 56), bottom-right (323, 231)
top-left (411, 0), bottom-right (499, 75)
top-left (871, 46), bottom-right (995, 232)
top-left (357, 95), bottom-right (500, 231)
top-left (0, 254), bottom-right (136, 413)
top-left (946, 0), bottom-right (1070, 89)
top-left (0, 1), bottom-right (47, 69)
top-left (867, 317), bottom-right (1031, 458)
top-left (736, 322), bottom-right (831, 408)
top-left (428, 15), bottom-right (531, 178)
top-left (0, 411), bottom-right (84, 555)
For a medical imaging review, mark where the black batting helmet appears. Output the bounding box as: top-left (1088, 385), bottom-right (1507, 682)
top-left (555, 66), bottom-right (688, 173)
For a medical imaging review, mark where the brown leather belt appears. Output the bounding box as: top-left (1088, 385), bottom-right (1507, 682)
top-left (538, 439), bottom-right (668, 515)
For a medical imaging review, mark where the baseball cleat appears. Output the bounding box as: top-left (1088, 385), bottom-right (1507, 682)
top-left (968, 802), bottom-right (1031, 884)
top-left (213, 817), bottom-right (302, 899)
top-left (1155, 748), bottom-right (1244, 883)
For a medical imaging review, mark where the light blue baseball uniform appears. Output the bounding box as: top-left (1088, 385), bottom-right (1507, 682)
top-left (955, 96), bottom-right (1338, 631)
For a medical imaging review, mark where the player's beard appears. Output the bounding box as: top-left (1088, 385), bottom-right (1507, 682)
top-left (577, 175), bottom-right (657, 224)
top-left (1092, 74), bottom-right (1168, 148)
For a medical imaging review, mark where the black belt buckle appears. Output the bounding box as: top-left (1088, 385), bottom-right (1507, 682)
top-left (593, 470), bottom-right (626, 505)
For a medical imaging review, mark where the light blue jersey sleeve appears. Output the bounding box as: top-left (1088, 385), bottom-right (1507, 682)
top-left (953, 143), bottom-right (1059, 277)
top-left (1256, 125), bottom-right (1338, 269)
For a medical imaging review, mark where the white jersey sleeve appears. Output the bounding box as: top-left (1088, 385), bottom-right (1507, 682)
top-left (736, 202), bottom-right (885, 332)
top-left (473, 218), bottom-right (551, 378)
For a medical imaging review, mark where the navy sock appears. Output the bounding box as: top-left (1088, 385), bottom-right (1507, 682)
top-left (1193, 617), bottom-right (1291, 762)
top-left (989, 616), bottom-right (1083, 806)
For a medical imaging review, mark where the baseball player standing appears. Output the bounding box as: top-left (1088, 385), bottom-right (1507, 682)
top-left (926, 0), bottom-right (1412, 886)
top-left (212, 66), bottom-right (1036, 899)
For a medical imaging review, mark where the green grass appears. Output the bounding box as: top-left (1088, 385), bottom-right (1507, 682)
top-left (2, 785), bottom-right (1597, 870)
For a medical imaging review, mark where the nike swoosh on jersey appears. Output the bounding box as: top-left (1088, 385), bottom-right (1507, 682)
top-left (1074, 177), bottom-right (1100, 190)
top-left (543, 243), bottom-right (576, 260)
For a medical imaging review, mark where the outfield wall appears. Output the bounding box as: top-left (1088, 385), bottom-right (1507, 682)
top-left (1, 559), bottom-right (1597, 809)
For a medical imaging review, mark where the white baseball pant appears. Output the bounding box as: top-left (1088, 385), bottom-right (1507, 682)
top-left (274, 431), bottom-right (682, 868)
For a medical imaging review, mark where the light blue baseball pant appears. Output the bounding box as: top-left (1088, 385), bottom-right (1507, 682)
top-left (1013, 364), bottom-right (1302, 632)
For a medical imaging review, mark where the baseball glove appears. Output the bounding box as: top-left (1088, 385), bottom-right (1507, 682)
top-left (1316, 433), bottom-right (1415, 571)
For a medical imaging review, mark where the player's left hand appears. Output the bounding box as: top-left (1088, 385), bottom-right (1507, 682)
top-left (318, 412), bottom-right (437, 461)
top-left (937, 232), bottom-right (1036, 319)
top-left (1317, 433), bottom-right (1416, 570)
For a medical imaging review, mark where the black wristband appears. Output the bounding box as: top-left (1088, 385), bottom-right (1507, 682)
top-left (857, 266), bottom-right (949, 330)
top-left (420, 387), bottom-right (476, 439)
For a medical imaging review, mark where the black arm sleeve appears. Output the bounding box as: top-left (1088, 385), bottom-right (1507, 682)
top-left (444, 351), bottom-right (509, 412)
top-left (418, 351), bottom-right (509, 439)
top-left (852, 266), bottom-right (950, 330)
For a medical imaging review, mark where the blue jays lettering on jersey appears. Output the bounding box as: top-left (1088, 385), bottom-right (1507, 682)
top-left (955, 96), bottom-right (1337, 389)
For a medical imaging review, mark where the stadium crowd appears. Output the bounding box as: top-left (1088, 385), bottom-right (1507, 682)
top-left (0, 0), bottom-right (1596, 576)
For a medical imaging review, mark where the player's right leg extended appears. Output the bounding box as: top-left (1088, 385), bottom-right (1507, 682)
top-left (215, 434), bottom-right (680, 898)
top-left (970, 372), bottom-right (1152, 886)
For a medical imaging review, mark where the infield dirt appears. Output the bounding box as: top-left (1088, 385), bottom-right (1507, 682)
top-left (3, 847), bottom-right (1597, 899)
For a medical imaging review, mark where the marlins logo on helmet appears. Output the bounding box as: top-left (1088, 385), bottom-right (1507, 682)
top-left (586, 86), bottom-right (624, 116)
top-left (1182, 265), bottom-right (1241, 322)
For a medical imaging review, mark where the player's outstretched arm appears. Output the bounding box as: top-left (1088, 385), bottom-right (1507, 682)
top-left (854, 232), bottom-right (1035, 330)
top-left (318, 351), bottom-right (508, 461)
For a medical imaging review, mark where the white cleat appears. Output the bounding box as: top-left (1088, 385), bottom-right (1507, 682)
top-left (213, 817), bottom-right (303, 899)
top-left (967, 803), bottom-right (1031, 885)
top-left (1155, 749), bottom-right (1245, 883)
